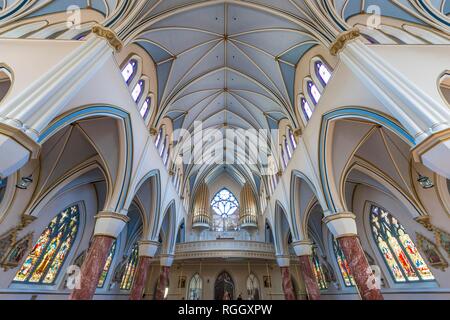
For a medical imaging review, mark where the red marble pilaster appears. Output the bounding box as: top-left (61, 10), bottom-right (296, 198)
top-left (69, 235), bottom-right (114, 300)
top-left (338, 236), bottom-right (384, 300)
top-left (280, 267), bottom-right (296, 300)
top-left (298, 255), bottom-right (321, 300)
top-left (129, 256), bottom-right (152, 300)
top-left (154, 266), bottom-right (170, 300)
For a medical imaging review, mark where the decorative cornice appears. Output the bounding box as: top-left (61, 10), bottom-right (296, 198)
top-left (322, 212), bottom-right (356, 224)
top-left (411, 128), bottom-right (450, 163)
top-left (91, 24), bottom-right (123, 52)
top-left (330, 28), bottom-right (360, 56)
top-left (415, 215), bottom-right (434, 231)
top-left (95, 211), bottom-right (130, 223)
top-left (0, 122), bottom-right (40, 158)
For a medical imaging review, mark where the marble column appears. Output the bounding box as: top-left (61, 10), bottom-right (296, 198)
top-left (70, 211), bottom-right (128, 300)
top-left (338, 236), bottom-right (383, 300)
top-left (69, 235), bottom-right (114, 300)
top-left (324, 212), bottom-right (383, 300)
top-left (155, 266), bottom-right (171, 300)
top-left (129, 241), bottom-right (159, 300)
top-left (280, 267), bottom-right (296, 300)
top-left (293, 241), bottom-right (320, 300)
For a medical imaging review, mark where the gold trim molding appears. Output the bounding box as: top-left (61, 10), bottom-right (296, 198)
top-left (415, 215), bottom-right (434, 232)
top-left (411, 128), bottom-right (450, 163)
top-left (92, 24), bottom-right (123, 52)
top-left (330, 28), bottom-right (361, 56)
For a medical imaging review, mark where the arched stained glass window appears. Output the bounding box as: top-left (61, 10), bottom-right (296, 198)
top-left (132, 80), bottom-right (144, 102)
top-left (122, 59), bottom-right (137, 84)
top-left (14, 205), bottom-right (80, 284)
top-left (370, 205), bottom-right (434, 282)
top-left (332, 237), bottom-right (355, 287)
top-left (300, 97), bottom-right (313, 121)
top-left (0, 178), bottom-right (7, 203)
top-left (211, 188), bottom-right (239, 232)
top-left (120, 242), bottom-right (139, 290)
top-left (307, 81), bottom-right (321, 105)
top-left (188, 273), bottom-right (202, 300)
top-left (311, 247), bottom-right (328, 290)
top-left (246, 274), bottom-right (260, 300)
top-left (97, 240), bottom-right (116, 288)
top-left (140, 97), bottom-right (151, 119)
top-left (289, 130), bottom-right (297, 150)
top-left (315, 61), bottom-right (332, 85)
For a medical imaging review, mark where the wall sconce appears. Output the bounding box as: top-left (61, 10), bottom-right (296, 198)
top-left (164, 287), bottom-right (169, 299)
top-left (417, 174), bottom-right (434, 189)
top-left (16, 175), bottom-right (33, 189)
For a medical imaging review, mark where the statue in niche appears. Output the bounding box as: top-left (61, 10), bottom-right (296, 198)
top-left (73, 249), bottom-right (87, 268)
top-left (417, 233), bottom-right (448, 271)
top-left (1, 233), bottom-right (33, 271)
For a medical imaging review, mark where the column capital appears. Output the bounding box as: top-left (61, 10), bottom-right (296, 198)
top-left (323, 212), bottom-right (358, 238)
top-left (91, 24), bottom-right (123, 52)
top-left (276, 255), bottom-right (290, 267)
top-left (160, 254), bottom-right (174, 267)
top-left (94, 211), bottom-right (129, 238)
top-left (138, 240), bottom-right (159, 257)
top-left (330, 28), bottom-right (361, 56)
top-left (291, 240), bottom-right (313, 256)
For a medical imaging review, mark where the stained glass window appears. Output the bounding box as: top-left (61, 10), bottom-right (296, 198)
top-left (122, 59), bottom-right (137, 84)
top-left (285, 138), bottom-right (292, 160)
top-left (301, 97), bottom-right (313, 121)
top-left (120, 242), bottom-right (139, 290)
top-left (155, 128), bottom-right (162, 147)
top-left (370, 205), bottom-right (434, 282)
top-left (311, 247), bottom-right (328, 290)
top-left (14, 205), bottom-right (80, 284)
top-left (97, 240), bottom-right (116, 288)
top-left (289, 130), bottom-right (297, 150)
top-left (160, 136), bottom-right (167, 157)
top-left (332, 237), bottom-right (355, 287)
top-left (211, 188), bottom-right (239, 232)
top-left (246, 274), bottom-right (260, 300)
top-left (140, 97), bottom-right (151, 119)
top-left (315, 61), bottom-right (332, 85)
top-left (188, 273), bottom-right (202, 300)
top-left (132, 80), bottom-right (144, 102)
top-left (307, 81), bottom-right (321, 105)
top-left (0, 178), bottom-right (7, 203)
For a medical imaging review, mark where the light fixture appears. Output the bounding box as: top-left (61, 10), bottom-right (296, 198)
top-left (417, 174), bottom-right (434, 189)
top-left (16, 175), bottom-right (33, 190)
top-left (164, 287), bottom-right (169, 299)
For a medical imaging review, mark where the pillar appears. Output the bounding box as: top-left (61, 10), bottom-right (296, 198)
top-left (0, 25), bottom-right (120, 177)
top-left (323, 212), bottom-right (383, 300)
top-left (69, 211), bottom-right (128, 300)
top-left (129, 240), bottom-right (159, 300)
top-left (154, 255), bottom-right (173, 300)
top-left (292, 241), bottom-right (320, 300)
top-left (333, 29), bottom-right (450, 178)
top-left (277, 256), bottom-right (296, 300)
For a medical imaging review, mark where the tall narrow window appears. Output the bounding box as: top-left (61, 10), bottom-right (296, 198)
top-left (289, 130), bottom-right (297, 150)
top-left (307, 81), bottom-right (321, 105)
top-left (163, 147), bottom-right (170, 166)
top-left (246, 274), bottom-right (260, 300)
top-left (122, 59), bottom-right (137, 84)
top-left (155, 128), bottom-right (162, 147)
top-left (311, 247), bottom-right (328, 290)
top-left (284, 138), bottom-right (292, 160)
top-left (132, 80), bottom-right (144, 102)
top-left (120, 242), bottom-right (139, 290)
top-left (140, 97), bottom-right (151, 119)
top-left (300, 97), bottom-right (313, 121)
top-left (160, 136), bottom-right (167, 157)
top-left (0, 178), bottom-right (7, 203)
top-left (280, 145), bottom-right (287, 169)
top-left (14, 205), bottom-right (80, 284)
top-left (332, 237), bottom-right (355, 287)
top-left (97, 240), bottom-right (116, 288)
top-left (188, 273), bottom-right (202, 300)
top-left (370, 205), bottom-right (434, 282)
top-left (315, 61), bottom-right (332, 85)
